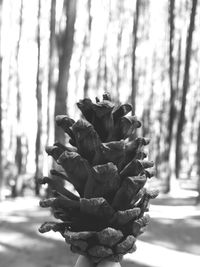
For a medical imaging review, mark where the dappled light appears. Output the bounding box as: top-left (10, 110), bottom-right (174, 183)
top-left (124, 240), bottom-right (200, 267)
top-left (150, 204), bottom-right (200, 219)
top-left (1, 195), bottom-right (200, 267)
top-left (0, 198), bottom-right (77, 267)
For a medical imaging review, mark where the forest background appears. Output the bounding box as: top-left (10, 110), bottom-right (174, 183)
top-left (0, 0), bottom-right (200, 201)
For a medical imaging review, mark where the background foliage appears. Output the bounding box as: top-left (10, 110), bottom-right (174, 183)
top-left (0, 0), bottom-right (200, 200)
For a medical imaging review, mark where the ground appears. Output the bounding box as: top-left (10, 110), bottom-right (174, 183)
top-left (0, 192), bottom-right (200, 267)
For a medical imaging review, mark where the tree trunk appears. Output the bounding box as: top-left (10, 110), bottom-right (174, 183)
top-left (55, 0), bottom-right (77, 144)
top-left (162, 0), bottom-right (176, 193)
top-left (96, 47), bottom-right (103, 90)
top-left (115, 26), bottom-right (122, 101)
top-left (47, 0), bottom-right (57, 147)
top-left (196, 122), bottom-right (200, 204)
top-left (83, 0), bottom-right (92, 98)
top-left (131, 0), bottom-right (141, 115)
top-left (168, 0), bottom-right (176, 148)
top-left (115, 1), bottom-right (124, 102)
top-left (35, 0), bottom-right (42, 196)
top-left (13, 0), bottom-right (24, 197)
top-left (175, 0), bottom-right (197, 178)
top-left (102, 2), bottom-right (111, 94)
top-left (176, 36), bottom-right (181, 99)
top-left (0, 0), bottom-right (3, 200)
top-left (186, 86), bottom-right (199, 179)
top-left (103, 38), bottom-right (108, 93)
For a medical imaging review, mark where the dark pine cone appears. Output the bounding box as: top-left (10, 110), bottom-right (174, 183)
top-left (38, 93), bottom-right (159, 264)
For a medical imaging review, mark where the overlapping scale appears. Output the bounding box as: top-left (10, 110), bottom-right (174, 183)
top-left (39, 93), bottom-right (158, 263)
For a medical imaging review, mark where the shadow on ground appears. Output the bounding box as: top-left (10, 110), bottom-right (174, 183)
top-left (151, 195), bottom-right (197, 206)
top-left (122, 260), bottom-right (149, 267)
top-left (0, 199), bottom-right (78, 267)
top-left (1, 196), bottom-right (200, 267)
top-left (141, 195), bottom-right (200, 255)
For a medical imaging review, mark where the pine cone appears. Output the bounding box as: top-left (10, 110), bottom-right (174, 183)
top-left (38, 93), bottom-right (159, 264)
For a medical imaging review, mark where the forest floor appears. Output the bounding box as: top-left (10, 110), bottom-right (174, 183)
top-left (0, 191), bottom-right (200, 267)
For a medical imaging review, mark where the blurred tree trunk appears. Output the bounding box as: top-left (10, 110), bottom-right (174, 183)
top-left (0, 0), bottom-right (3, 200)
top-left (47, 0), bottom-right (57, 147)
top-left (103, 2), bottom-right (111, 94)
top-left (131, 0), bottom-right (141, 115)
top-left (196, 122), bottom-right (200, 204)
top-left (96, 47), bottom-right (103, 90)
top-left (142, 86), bottom-right (153, 137)
top-left (115, 26), bottom-right (122, 101)
top-left (162, 0), bottom-right (176, 193)
top-left (103, 38), bottom-right (108, 92)
top-left (13, 0), bottom-right (24, 197)
top-left (115, 1), bottom-right (124, 102)
top-left (0, 56), bottom-right (2, 199)
top-left (186, 87), bottom-right (199, 179)
top-left (175, 0), bottom-right (197, 179)
top-left (83, 0), bottom-right (92, 98)
top-left (168, 0), bottom-right (176, 150)
top-left (156, 94), bottom-right (167, 189)
top-left (168, 35), bottom-right (182, 193)
top-left (35, 0), bottom-right (42, 196)
top-left (176, 36), bottom-right (181, 97)
top-left (55, 0), bottom-right (77, 144)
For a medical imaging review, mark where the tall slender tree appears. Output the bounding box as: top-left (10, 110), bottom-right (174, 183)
top-left (14, 0), bottom-right (24, 196)
top-left (35, 0), bottom-right (42, 195)
top-left (115, 1), bottom-right (124, 101)
top-left (196, 122), bottom-right (200, 203)
top-left (168, 0), bottom-right (176, 148)
top-left (176, 35), bottom-right (182, 97)
top-left (0, 0), bottom-right (3, 200)
top-left (55, 0), bottom-right (77, 144)
top-left (103, 37), bottom-right (108, 93)
top-left (83, 0), bottom-right (92, 98)
top-left (96, 47), bottom-right (103, 90)
top-left (162, 0), bottom-right (176, 193)
top-left (47, 0), bottom-right (57, 147)
top-left (102, 1), bottom-right (111, 94)
top-left (131, 0), bottom-right (141, 115)
top-left (175, 0), bottom-right (197, 178)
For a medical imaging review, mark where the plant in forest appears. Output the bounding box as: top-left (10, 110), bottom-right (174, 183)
top-left (38, 93), bottom-right (159, 264)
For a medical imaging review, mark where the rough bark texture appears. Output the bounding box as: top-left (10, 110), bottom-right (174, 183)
top-left (55, 0), bottom-right (77, 144)
top-left (175, 0), bottom-right (197, 178)
top-left (131, 0), bottom-right (141, 115)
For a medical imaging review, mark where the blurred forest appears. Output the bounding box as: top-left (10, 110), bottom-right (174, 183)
top-left (0, 0), bottom-right (200, 201)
